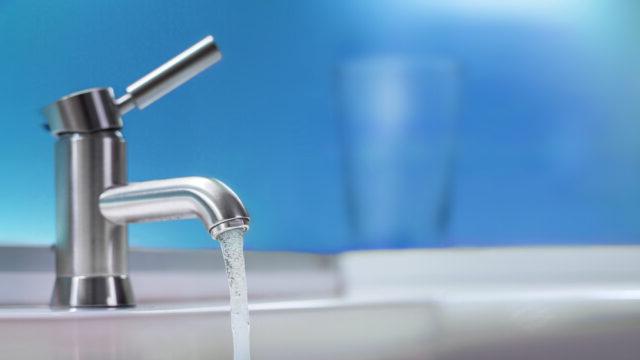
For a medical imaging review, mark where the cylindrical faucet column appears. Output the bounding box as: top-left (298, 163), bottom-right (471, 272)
top-left (45, 88), bottom-right (134, 307)
top-left (51, 131), bottom-right (132, 307)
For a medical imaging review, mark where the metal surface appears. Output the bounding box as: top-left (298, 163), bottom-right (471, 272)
top-left (100, 177), bottom-right (249, 238)
top-left (53, 130), bottom-right (131, 307)
top-left (44, 88), bottom-right (122, 135)
top-left (116, 35), bottom-right (221, 114)
top-left (42, 35), bottom-right (249, 308)
top-left (51, 275), bottom-right (134, 308)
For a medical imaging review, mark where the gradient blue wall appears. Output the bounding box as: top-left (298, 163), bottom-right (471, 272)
top-left (0, 1), bottom-right (638, 251)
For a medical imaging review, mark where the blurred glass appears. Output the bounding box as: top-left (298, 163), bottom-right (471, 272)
top-left (337, 56), bottom-right (458, 248)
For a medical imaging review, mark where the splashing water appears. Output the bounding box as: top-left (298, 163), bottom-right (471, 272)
top-left (217, 229), bottom-right (251, 360)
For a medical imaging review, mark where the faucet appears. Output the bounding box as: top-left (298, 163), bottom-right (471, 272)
top-left (42, 36), bottom-right (250, 308)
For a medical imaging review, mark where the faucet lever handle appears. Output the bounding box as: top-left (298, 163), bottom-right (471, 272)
top-left (116, 35), bottom-right (221, 115)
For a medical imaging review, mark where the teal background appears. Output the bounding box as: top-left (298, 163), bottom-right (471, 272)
top-left (0, 1), bottom-right (639, 251)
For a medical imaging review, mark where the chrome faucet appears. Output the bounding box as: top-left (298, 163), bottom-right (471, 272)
top-left (42, 36), bottom-right (250, 308)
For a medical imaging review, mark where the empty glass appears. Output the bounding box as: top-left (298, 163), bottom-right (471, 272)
top-left (337, 56), bottom-right (458, 249)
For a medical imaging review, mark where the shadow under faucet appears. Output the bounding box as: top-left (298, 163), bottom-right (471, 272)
top-left (42, 36), bottom-right (250, 308)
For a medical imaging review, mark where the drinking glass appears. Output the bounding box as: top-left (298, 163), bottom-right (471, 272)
top-left (337, 56), bottom-right (459, 248)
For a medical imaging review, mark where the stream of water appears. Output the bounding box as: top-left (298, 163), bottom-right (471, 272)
top-left (218, 229), bottom-right (251, 360)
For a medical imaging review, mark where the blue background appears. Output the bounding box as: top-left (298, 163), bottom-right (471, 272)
top-left (0, 1), bottom-right (639, 252)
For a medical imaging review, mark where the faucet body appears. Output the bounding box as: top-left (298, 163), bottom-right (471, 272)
top-left (44, 36), bottom-right (249, 308)
top-left (52, 125), bottom-right (131, 307)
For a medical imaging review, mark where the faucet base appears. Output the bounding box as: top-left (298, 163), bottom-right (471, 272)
top-left (51, 275), bottom-right (135, 308)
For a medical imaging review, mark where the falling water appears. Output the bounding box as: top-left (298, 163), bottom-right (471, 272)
top-left (217, 229), bottom-right (251, 360)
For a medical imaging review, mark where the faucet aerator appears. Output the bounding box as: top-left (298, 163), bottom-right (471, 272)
top-left (210, 218), bottom-right (250, 239)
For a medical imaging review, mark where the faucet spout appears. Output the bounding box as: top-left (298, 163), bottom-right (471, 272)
top-left (100, 177), bottom-right (249, 238)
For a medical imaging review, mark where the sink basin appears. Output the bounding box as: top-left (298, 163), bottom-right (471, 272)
top-left (0, 301), bottom-right (433, 360)
top-left (0, 245), bottom-right (638, 359)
